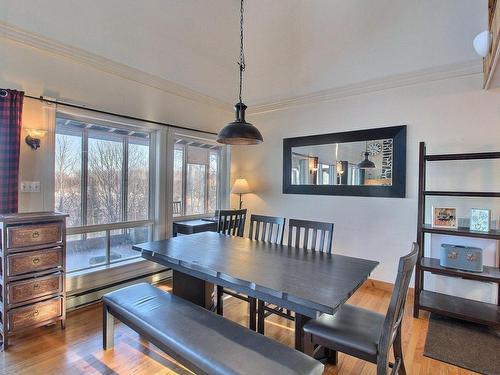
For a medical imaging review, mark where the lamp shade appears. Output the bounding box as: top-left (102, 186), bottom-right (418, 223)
top-left (231, 178), bottom-right (251, 194)
top-left (217, 103), bottom-right (263, 145)
top-left (358, 152), bottom-right (376, 169)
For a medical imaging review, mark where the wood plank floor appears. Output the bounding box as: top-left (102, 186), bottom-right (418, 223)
top-left (0, 280), bottom-right (478, 375)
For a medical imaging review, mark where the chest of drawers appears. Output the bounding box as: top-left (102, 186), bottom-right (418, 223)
top-left (0, 212), bottom-right (67, 351)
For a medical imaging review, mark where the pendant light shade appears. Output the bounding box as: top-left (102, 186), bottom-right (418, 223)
top-left (217, 0), bottom-right (263, 145)
top-left (358, 152), bottom-right (376, 169)
top-left (217, 103), bottom-right (263, 145)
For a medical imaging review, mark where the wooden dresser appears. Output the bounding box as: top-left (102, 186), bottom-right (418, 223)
top-left (0, 212), bottom-right (68, 350)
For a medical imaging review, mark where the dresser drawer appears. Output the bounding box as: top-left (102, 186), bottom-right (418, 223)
top-left (7, 222), bottom-right (63, 250)
top-left (7, 297), bottom-right (63, 332)
top-left (7, 273), bottom-right (63, 305)
top-left (7, 248), bottom-right (63, 277)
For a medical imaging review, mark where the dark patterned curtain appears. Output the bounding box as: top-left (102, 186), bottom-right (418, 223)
top-left (0, 89), bottom-right (24, 214)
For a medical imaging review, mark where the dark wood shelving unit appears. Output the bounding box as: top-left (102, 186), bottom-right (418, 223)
top-left (414, 142), bottom-right (500, 328)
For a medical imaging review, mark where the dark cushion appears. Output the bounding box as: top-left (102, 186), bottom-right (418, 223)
top-left (303, 304), bottom-right (385, 359)
top-left (103, 283), bottom-right (323, 375)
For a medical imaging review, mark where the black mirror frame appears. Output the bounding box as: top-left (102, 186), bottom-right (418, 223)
top-left (283, 125), bottom-right (406, 198)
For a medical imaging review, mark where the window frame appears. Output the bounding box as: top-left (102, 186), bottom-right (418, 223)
top-left (55, 112), bottom-right (156, 272)
top-left (172, 132), bottom-right (229, 220)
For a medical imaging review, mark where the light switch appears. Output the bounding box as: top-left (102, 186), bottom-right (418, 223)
top-left (20, 181), bottom-right (41, 193)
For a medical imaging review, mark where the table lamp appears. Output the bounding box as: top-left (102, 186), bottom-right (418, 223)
top-left (231, 178), bottom-right (251, 209)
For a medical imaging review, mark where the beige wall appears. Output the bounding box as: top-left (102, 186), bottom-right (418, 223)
top-left (232, 74), bottom-right (500, 292)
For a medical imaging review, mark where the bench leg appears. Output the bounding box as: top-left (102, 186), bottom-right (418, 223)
top-left (103, 305), bottom-right (114, 350)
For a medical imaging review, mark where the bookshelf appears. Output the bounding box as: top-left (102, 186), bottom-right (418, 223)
top-left (414, 142), bottom-right (500, 328)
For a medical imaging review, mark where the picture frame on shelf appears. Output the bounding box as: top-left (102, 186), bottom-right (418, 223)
top-left (470, 208), bottom-right (490, 232)
top-left (432, 207), bottom-right (458, 229)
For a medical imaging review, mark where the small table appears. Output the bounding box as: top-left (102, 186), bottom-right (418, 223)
top-left (172, 219), bottom-right (217, 237)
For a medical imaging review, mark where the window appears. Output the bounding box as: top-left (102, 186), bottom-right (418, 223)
top-left (173, 136), bottom-right (223, 217)
top-left (55, 114), bottom-right (154, 272)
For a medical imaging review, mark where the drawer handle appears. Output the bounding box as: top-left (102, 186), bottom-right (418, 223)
top-left (32, 257), bottom-right (41, 265)
top-left (30, 310), bottom-right (39, 318)
top-left (32, 231), bottom-right (40, 239)
top-left (33, 283), bottom-right (40, 289)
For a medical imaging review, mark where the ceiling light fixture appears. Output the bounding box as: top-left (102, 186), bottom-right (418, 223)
top-left (358, 142), bottom-right (376, 169)
top-left (217, 0), bottom-right (263, 145)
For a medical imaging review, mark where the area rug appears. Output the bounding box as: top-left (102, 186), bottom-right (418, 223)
top-left (424, 313), bottom-right (500, 374)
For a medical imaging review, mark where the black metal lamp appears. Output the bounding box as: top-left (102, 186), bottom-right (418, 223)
top-left (217, 0), bottom-right (263, 145)
top-left (358, 142), bottom-right (376, 169)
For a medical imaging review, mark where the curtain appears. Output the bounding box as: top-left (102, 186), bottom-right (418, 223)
top-left (0, 89), bottom-right (24, 214)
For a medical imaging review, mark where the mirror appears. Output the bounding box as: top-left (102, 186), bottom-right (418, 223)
top-left (283, 126), bottom-right (406, 197)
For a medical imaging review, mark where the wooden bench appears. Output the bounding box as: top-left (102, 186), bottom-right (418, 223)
top-left (102, 283), bottom-right (324, 375)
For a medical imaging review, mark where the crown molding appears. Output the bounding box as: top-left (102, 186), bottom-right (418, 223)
top-left (1, 22), bottom-right (484, 116)
top-left (0, 22), bottom-right (233, 112)
top-left (247, 60), bottom-right (484, 115)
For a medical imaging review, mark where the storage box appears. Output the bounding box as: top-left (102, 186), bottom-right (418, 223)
top-left (440, 244), bottom-right (483, 272)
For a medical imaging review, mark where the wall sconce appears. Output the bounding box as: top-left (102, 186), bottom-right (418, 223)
top-left (25, 129), bottom-right (48, 150)
top-left (473, 30), bottom-right (492, 58)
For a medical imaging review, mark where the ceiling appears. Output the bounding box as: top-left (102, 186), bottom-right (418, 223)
top-left (1, 0), bottom-right (487, 106)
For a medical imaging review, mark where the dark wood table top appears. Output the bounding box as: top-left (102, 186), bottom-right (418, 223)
top-left (133, 232), bottom-right (378, 317)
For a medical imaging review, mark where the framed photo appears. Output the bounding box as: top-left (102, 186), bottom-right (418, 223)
top-left (470, 208), bottom-right (490, 232)
top-left (432, 207), bottom-right (457, 229)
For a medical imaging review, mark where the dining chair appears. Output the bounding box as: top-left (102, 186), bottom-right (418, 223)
top-left (302, 243), bottom-right (418, 375)
top-left (257, 218), bottom-right (335, 334)
top-left (287, 218), bottom-right (334, 253)
top-left (216, 209), bottom-right (252, 326)
top-left (217, 209), bottom-right (247, 237)
top-left (248, 214), bottom-right (286, 244)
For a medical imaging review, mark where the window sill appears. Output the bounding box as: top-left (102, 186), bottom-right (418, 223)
top-left (173, 213), bottom-right (217, 222)
top-left (67, 257), bottom-right (167, 296)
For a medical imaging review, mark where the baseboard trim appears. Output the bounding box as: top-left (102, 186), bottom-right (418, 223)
top-left (364, 278), bottom-right (415, 295)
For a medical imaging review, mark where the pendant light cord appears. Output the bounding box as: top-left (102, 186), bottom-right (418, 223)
top-left (238, 0), bottom-right (246, 103)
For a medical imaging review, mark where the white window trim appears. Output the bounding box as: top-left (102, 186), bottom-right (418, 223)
top-left (171, 129), bottom-right (230, 222)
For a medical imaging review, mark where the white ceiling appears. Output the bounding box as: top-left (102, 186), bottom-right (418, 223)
top-left (1, 0), bottom-right (487, 106)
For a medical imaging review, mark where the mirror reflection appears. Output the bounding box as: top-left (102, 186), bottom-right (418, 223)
top-left (291, 139), bottom-right (393, 186)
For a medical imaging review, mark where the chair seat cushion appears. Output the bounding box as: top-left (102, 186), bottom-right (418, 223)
top-left (103, 283), bottom-right (323, 375)
top-left (303, 304), bottom-right (385, 359)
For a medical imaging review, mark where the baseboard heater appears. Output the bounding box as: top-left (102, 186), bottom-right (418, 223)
top-left (66, 269), bottom-right (172, 310)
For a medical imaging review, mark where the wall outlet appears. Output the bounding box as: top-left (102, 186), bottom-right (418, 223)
top-left (20, 181), bottom-right (41, 193)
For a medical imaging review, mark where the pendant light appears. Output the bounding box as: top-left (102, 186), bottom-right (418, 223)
top-left (358, 142), bottom-right (376, 169)
top-left (217, 0), bottom-right (263, 145)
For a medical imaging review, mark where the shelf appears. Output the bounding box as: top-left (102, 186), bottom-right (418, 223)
top-left (419, 290), bottom-right (500, 326)
top-left (424, 191), bottom-right (500, 198)
top-left (420, 257), bottom-right (500, 283)
top-left (422, 224), bottom-right (500, 240)
top-left (425, 152), bottom-right (500, 161)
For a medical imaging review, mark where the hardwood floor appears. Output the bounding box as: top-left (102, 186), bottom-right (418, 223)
top-left (0, 280), bottom-right (478, 375)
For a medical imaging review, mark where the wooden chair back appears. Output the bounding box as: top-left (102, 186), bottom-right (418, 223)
top-left (217, 209), bottom-right (247, 237)
top-left (248, 214), bottom-right (286, 245)
top-left (287, 219), bottom-right (334, 253)
top-left (173, 201), bottom-right (182, 216)
top-left (378, 243), bottom-right (418, 356)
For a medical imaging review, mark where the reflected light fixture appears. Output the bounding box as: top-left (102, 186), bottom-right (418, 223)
top-left (217, 0), bottom-right (263, 145)
top-left (358, 142), bottom-right (376, 169)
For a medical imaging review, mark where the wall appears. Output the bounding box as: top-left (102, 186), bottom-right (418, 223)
top-left (231, 74), bottom-right (500, 288)
top-left (0, 37), bottom-right (232, 212)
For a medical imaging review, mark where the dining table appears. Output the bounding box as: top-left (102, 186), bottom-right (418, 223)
top-left (133, 231), bottom-right (379, 352)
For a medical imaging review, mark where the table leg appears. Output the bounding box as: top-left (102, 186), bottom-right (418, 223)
top-left (172, 270), bottom-right (214, 309)
top-left (294, 313), bottom-right (311, 351)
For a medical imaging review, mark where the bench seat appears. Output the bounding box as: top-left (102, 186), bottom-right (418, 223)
top-left (102, 283), bottom-right (324, 375)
